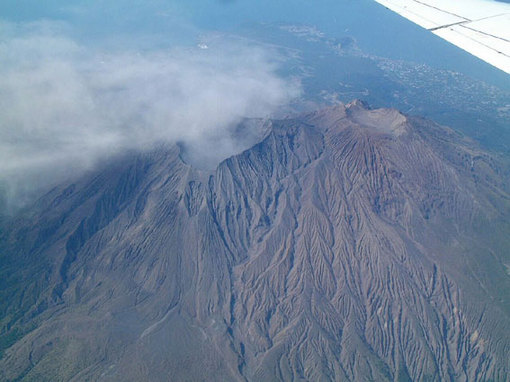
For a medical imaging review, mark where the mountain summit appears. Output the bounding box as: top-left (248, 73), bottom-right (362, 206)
top-left (1, 102), bottom-right (509, 381)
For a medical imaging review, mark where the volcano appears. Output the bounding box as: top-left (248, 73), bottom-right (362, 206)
top-left (1, 101), bottom-right (509, 381)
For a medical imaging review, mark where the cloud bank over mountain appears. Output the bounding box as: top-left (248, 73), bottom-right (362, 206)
top-left (0, 21), bottom-right (301, 207)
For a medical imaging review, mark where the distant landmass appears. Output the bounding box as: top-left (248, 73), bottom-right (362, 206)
top-left (1, 102), bottom-right (509, 381)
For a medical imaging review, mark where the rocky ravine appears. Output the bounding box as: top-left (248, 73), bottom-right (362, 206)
top-left (1, 101), bottom-right (509, 381)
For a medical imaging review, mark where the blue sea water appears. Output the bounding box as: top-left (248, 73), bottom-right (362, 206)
top-left (2, 0), bottom-right (508, 84)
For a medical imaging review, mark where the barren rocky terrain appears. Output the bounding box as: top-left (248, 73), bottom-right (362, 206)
top-left (1, 101), bottom-right (509, 381)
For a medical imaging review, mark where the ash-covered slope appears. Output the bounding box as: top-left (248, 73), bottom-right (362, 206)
top-left (1, 101), bottom-right (509, 381)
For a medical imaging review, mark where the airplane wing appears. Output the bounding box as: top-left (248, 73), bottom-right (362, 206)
top-left (373, 0), bottom-right (510, 74)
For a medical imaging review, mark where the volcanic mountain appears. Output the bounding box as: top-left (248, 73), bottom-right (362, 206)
top-left (1, 101), bottom-right (509, 381)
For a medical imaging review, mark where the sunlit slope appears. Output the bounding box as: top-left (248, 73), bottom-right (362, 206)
top-left (1, 102), bottom-right (509, 381)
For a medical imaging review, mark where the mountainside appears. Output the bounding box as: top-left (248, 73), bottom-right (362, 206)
top-left (1, 101), bottom-right (510, 381)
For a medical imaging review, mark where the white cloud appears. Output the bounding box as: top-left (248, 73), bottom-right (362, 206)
top-left (0, 21), bottom-right (301, 207)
